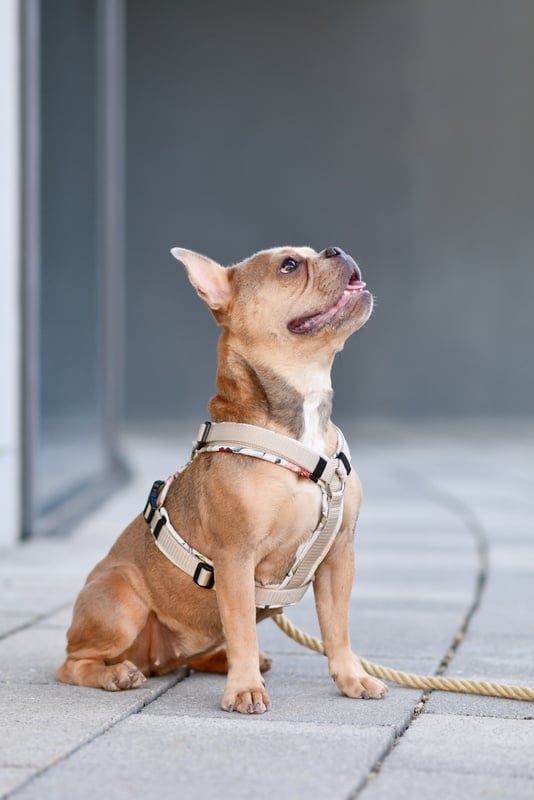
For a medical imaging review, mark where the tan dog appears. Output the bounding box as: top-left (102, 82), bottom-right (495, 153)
top-left (57, 245), bottom-right (387, 713)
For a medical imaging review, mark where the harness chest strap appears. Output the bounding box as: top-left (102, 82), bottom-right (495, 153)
top-left (143, 422), bottom-right (352, 608)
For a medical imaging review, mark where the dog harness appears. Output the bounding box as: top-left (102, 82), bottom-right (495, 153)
top-left (143, 421), bottom-right (353, 608)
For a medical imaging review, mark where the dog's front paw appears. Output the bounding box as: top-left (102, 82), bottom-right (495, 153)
top-left (334, 672), bottom-right (388, 699)
top-left (331, 657), bottom-right (388, 700)
top-left (221, 676), bottom-right (271, 714)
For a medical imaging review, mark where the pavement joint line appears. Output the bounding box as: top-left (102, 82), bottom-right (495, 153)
top-left (2, 668), bottom-right (190, 800)
top-left (0, 603), bottom-right (72, 644)
top-left (349, 467), bottom-right (491, 798)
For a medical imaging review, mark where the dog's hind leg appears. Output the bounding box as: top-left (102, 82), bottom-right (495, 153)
top-left (186, 647), bottom-right (272, 674)
top-left (57, 565), bottom-right (150, 691)
top-left (186, 647), bottom-right (229, 673)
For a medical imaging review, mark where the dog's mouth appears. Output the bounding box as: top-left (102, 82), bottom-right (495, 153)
top-left (288, 270), bottom-right (369, 335)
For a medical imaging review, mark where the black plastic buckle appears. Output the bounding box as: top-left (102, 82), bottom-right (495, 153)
top-left (193, 561), bottom-right (215, 589)
top-left (196, 421), bottom-right (212, 450)
top-left (309, 456), bottom-right (327, 484)
top-left (143, 479), bottom-right (164, 523)
top-left (152, 516), bottom-right (167, 540)
top-left (338, 451), bottom-right (352, 476)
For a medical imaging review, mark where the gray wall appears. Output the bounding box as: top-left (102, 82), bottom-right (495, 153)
top-left (125, 0), bottom-right (534, 421)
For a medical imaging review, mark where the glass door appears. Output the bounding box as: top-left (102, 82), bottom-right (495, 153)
top-left (22, 0), bottom-right (126, 536)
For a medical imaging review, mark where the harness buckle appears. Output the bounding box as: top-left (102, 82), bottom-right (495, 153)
top-left (338, 450), bottom-right (351, 476)
top-left (195, 421), bottom-right (212, 450)
top-left (143, 479), bottom-right (165, 523)
top-left (193, 561), bottom-right (215, 589)
top-left (309, 456), bottom-right (327, 484)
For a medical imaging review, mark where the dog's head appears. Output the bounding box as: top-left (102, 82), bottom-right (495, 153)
top-left (172, 245), bottom-right (373, 361)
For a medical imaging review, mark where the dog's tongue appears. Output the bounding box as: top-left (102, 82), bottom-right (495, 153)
top-left (345, 280), bottom-right (366, 293)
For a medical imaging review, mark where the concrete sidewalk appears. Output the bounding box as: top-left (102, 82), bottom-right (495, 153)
top-left (1, 420), bottom-right (533, 799)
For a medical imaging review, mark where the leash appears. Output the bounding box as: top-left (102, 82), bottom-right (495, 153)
top-left (272, 613), bottom-right (534, 701)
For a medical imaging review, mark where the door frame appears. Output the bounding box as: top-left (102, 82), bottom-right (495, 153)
top-left (20, 0), bottom-right (127, 537)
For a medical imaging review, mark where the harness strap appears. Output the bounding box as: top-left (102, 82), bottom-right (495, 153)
top-left (282, 476), bottom-right (344, 592)
top-left (144, 500), bottom-right (311, 606)
top-left (195, 421), bottom-right (349, 485)
top-left (147, 506), bottom-right (215, 588)
top-left (144, 422), bottom-right (352, 608)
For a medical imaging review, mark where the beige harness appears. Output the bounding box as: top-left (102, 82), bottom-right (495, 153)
top-left (143, 421), bottom-right (352, 608)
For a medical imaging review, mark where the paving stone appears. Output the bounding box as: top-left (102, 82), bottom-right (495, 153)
top-left (258, 602), bottom-right (466, 663)
top-left (0, 625), bottom-right (81, 685)
top-left (471, 510), bottom-right (534, 541)
top-left (0, 611), bottom-right (36, 638)
top-left (0, 675), bottom-right (186, 775)
top-left (363, 767), bottom-right (534, 800)
top-left (468, 573), bottom-right (534, 636)
top-left (430, 475), bottom-right (534, 507)
top-left (0, 767), bottom-right (35, 798)
top-left (424, 631), bottom-right (534, 719)
top-left (357, 528), bottom-right (474, 550)
top-left (353, 572), bottom-right (476, 607)
top-left (34, 606), bottom-right (74, 630)
top-left (0, 422), bottom-right (532, 799)
top-left (12, 714), bottom-right (396, 800)
top-left (373, 714), bottom-right (534, 777)
top-left (485, 543), bottom-right (534, 571)
top-left (146, 653), bottom-right (425, 731)
top-left (0, 550), bottom-right (95, 614)
top-left (355, 548), bottom-right (477, 575)
top-left (432, 631), bottom-right (534, 684)
top-left (356, 502), bottom-right (462, 528)
top-left (262, 599), bottom-right (467, 665)
top-left (425, 691), bottom-right (534, 721)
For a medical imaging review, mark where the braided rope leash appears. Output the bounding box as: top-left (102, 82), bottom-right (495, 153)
top-left (272, 613), bottom-right (534, 702)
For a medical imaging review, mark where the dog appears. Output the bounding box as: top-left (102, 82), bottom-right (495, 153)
top-left (57, 245), bottom-right (388, 713)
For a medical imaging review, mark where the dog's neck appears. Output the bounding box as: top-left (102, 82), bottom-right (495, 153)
top-left (209, 336), bottom-right (334, 453)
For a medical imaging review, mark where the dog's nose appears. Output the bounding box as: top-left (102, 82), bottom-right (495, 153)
top-left (324, 247), bottom-right (343, 258)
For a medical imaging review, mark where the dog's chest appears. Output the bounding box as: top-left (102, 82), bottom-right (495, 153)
top-left (253, 477), bottom-right (323, 586)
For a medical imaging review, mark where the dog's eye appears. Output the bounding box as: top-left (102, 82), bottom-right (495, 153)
top-left (280, 257), bottom-right (300, 274)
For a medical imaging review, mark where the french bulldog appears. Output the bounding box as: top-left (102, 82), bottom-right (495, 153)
top-left (57, 245), bottom-right (388, 713)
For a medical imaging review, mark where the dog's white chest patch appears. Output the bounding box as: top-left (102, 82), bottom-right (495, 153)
top-left (300, 393), bottom-right (329, 452)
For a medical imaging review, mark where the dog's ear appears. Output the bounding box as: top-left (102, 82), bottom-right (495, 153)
top-left (171, 248), bottom-right (231, 311)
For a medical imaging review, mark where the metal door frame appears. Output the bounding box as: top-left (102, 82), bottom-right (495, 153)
top-left (20, 0), bottom-right (127, 537)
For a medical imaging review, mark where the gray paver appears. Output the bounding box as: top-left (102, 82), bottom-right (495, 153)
top-left (0, 545), bottom-right (104, 614)
top-left (426, 691), bottom-right (534, 721)
top-left (263, 592), bottom-right (469, 662)
top-left (1, 422), bottom-right (533, 799)
top-left (347, 605), bottom-right (467, 660)
top-left (0, 625), bottom-right (73, 684)
top-left (363, 768), bottom-right (534, 800)
top-left (468, 572), bottom-right (534, 636)
top-left (425, 631), bottom-right (534, 719)
top-left (0, 770), bottom-right (35, 799)
top-left (0, 611), bottom-right (36, 638)
top-left (358, 528), bottom-right (475, 550)
top-left (367, 714), bottom-right (534, 777)
top-left (147, 654), bottom-right (424, 731)
top-left (0, 676), bottom-right (186, 776)
top-left (11, 715), bottom-right (396, 800)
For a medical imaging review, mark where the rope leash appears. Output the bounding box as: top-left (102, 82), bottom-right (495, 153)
top-left (272, 613), bottom-right (534, 702)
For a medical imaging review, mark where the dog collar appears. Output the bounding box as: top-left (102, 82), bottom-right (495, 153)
top-left (143, 422), bottom-right (352, 608)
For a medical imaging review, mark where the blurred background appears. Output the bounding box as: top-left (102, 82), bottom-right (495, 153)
top-left (1, 0), bottom-right (533, 541)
